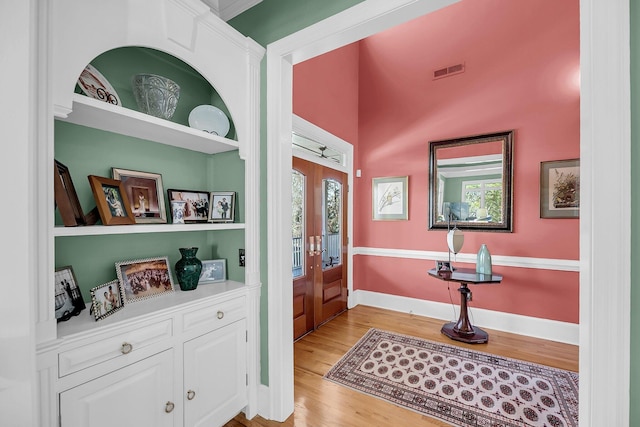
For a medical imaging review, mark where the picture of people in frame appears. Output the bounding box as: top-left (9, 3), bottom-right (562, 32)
top-left (54, 266), bottom-right (86, 322)
top-left (209, 192), bottom-right (235, 223)
top-left (167, 190), bottom-right (210, 223)
top-left (116, 257), bottom-right (175, 303)
top-left (102, 184), bottom-right (126, 217)
top-left (90, 280), bottom-right (124, 321)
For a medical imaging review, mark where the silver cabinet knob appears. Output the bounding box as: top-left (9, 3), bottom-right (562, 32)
top-left (165, 401), bottom-right (175, 413)
top-left (187, 390), bottom-right (196, 400)
top-left (217, 310), bottom-right (224, 319)
top-left (121, 342), bottom-right (133, 354)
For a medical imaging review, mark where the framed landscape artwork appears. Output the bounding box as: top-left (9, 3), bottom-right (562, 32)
top-left (540, 159), bottom-right (580, 218)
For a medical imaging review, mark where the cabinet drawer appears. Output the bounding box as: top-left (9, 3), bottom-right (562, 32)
top-left (59, 319), bottom-right (172, 377)
top-left (183, 296), bottom-right (246, 334)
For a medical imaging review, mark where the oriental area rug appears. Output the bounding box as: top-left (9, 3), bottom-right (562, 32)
top-left (324, 328), bottom-right (578, 427)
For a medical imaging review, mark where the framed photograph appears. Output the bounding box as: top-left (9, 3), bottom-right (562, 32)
top-left (167, 189), bottom-right (210, 223)
top-left (540, 159), bottom-right (580, 218)
top-left (239, 249), bottom-right (245, 267)
top-left (208, 191), bottom-right (236, 223)
top-left (90, 280), bottom-right (124, 321)
top-left (372, 176), bottom-right (408, 220)
top-left (115, 256), bottom-right (175, 303)
top-left (112, 168), bottom-right (167, 224)
top-left (435, 260), bottom-right (452, 272)
top-left (54, 266), bottom-right (86, 322)
top-left (198, 259), bottom-right (227, 284)
top-left (88, 175), bottom-right (136, 225)
top-left (54, 160), bottom-right (98, 227)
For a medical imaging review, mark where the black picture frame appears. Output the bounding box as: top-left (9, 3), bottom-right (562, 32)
top-left (167, 189), bottom-right (211, 223)
top-left (54, 266), bottom-right (86, 322)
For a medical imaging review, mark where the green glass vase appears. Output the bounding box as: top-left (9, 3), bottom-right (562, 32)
top-left (175, 247), bottom-right (203, 291)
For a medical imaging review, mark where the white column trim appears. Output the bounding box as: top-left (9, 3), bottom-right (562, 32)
top-left (579, 0), bottom-right (630, 425)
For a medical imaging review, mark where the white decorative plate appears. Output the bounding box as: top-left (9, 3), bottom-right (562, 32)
top-left (77, 64), bottom-right (121, 106)
top-left (188, 105), bottom-right (230, 137)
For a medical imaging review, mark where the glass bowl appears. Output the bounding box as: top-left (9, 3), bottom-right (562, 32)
top-left (131, 74), bottom-right (180, 120)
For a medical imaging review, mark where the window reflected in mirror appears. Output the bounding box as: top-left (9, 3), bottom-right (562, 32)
top-left (429, 131), bottom-right (513, 232)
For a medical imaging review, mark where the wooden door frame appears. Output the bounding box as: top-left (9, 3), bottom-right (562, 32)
top-left (266, 0), bottom-right (631, 425)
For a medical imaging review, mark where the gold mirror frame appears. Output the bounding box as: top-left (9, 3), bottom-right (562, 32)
top-left (428, 130), bottom-right (514, 232)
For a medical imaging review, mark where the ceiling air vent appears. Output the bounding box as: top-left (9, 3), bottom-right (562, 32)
top-left (433, 62), bottom-right (465, 80)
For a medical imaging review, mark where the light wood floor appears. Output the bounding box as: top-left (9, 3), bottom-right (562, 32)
top-left (225, 305), bottom-right (579, 427)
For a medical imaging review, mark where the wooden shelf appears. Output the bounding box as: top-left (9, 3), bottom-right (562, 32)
top-left (54, 222), bottom-right (245, 237)
top-left (56, 94), bottom-right (240, 155)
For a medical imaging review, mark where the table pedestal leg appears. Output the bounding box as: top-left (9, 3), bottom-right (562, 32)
top-left (441, 282), bottom-right (489, 344)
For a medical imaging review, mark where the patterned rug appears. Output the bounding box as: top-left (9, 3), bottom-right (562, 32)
top-left (324, 328), bottom-right (578, 427)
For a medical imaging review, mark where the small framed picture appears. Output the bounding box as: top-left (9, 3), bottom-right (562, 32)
top-left (372, 176), bottom-right (408, 221)
top-left (54, 266), bottom-right (86, 322)
top-left (239, 249), bottom-right (245, 267)
top-left (54, 160), bottom-right (98, 227)
top-left (112, 168), bottom-right (167, 224)
top-left (115, 256), bottom-right (175, 303)
top-left (208, 191), bottom-right (236, 223)
top-left (435, 260), bottom-right (452, 272)
top-left (198, 259), bottom-right (227, 284)
top-left (90, 280), bottom-right (124, 321)
top-left (540, 159), bottom-right (580, 219)
top-left (88, 175), bottom-right (136, 225)
top-left (167, 189), bottom-right (210, 223)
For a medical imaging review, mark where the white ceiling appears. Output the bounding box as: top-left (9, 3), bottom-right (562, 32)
top-left (200, 0), bottom-right (262, 21)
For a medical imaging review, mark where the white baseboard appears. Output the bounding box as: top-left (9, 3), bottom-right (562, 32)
top-left (350, 289), bottom-right (579, 345)
top-left (256, 384), bottom-right (272, 420)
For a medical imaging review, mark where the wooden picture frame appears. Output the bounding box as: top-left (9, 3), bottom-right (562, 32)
top-left (115, 256), bottom-right (175, 303)
top-left (372, 176), bottom-right (409, 220)
top-left (54, 160), bottom-right (98, 227)
top-left (112, 168), bottom-right (167, 224)
top-left (208, 191), bottom-right (236, 223)
top-left (54, 266), bottom-right (86, 322)
top-left (540, 159), bottom-right (580, 218)
top-left (90, 279), bottom-right (124, 321)
top-left (198, 259), bottom-right (227, 284)
top-left (167, 189), bottom-right (211, 223)
top-left (88, 175), bottom-right (136, 225)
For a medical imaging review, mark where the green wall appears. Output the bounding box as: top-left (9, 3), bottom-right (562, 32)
top-left (630, 0), bottom-right (639, 423)
top-left (229, 0), bottom-right (366, 385)
top-left (55, 47), bottom-right (246, 304)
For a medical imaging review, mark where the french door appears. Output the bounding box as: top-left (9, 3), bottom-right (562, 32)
top-left (292, 157), bottom-right (348, 340)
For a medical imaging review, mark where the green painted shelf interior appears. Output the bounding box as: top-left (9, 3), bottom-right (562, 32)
top-left (56, 47), bottom-right (246, 301)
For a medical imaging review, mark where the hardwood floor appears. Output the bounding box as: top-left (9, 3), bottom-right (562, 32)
top-left (226, 305), bottom-right (579, 427)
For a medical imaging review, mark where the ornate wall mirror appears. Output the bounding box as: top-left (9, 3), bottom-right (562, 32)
top-left (429, 130), bottom-right (514, 232)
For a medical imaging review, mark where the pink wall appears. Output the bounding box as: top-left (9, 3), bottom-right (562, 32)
top-left (294, 0), bottom-right (580, 324)
top-left (293, 42), bottom-right (360, 144)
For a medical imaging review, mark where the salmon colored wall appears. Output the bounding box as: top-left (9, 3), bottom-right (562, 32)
top-left (293, 42), bottom-right (360, 144)
top-left (294, 0), bottom-right (580, 324)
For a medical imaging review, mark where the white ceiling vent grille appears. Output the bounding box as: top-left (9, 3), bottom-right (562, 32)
top-left (433, 62), bottom-right (465, 80)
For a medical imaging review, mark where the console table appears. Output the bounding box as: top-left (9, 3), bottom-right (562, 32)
top-left (428, 267), bottom-right (502, 344)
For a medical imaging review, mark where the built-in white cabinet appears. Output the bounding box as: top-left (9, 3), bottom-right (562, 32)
top-left (55, 287), bottom-right (250, 427)
top-left (60, 350), bottom-right (175, 427)
top-left (35, 1), bottom-right (264, 426)
top-left (183, 319), bottom-right (247, 427)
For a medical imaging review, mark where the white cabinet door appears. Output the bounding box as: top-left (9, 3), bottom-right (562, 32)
top-left (60, 350), bottom-right (175, 427)
top-left (183, 319), bottom-right (247, 427)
